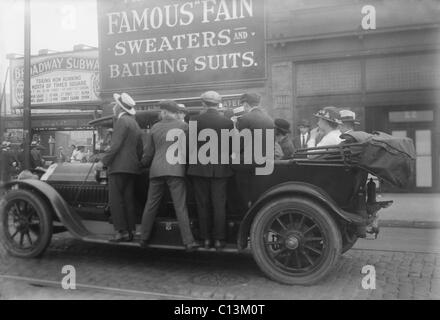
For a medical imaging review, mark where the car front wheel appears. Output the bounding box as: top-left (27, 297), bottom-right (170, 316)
top-left (0, 189), bottom-right (53, 258)
top-left (250, 196), bottom-right (342, 285)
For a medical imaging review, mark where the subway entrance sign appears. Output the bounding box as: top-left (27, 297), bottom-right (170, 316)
top-left (97, 0), bottom-right (266, 94)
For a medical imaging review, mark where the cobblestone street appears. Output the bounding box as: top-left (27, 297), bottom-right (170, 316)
top-left (1, 227), bottom-right (439, 300)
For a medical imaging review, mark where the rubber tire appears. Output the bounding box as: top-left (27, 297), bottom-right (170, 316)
top-left (250, 196), bottom-right (342, 285)
top-left (0, 189), bottom-right (53, 258)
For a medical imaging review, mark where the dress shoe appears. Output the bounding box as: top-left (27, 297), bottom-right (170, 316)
top-left (109, 231), bottom-right (128, 243)
top-left (139, 239), bottom-right (149, 249)
top-left (203, 239), bottom-right (212, 249)
top-left (185, 241), bottom-right (201, 252)
top-left (214, 240), bottom-right (226, 250)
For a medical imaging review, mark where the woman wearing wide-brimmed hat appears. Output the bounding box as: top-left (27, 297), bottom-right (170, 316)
top-left (313, 106), bottom-right (343, 147)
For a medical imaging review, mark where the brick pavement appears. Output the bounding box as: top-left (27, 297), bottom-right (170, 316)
top-left (0, 235), bottom-right (439, 300)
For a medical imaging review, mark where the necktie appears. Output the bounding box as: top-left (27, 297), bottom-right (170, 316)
top-left (302, 135), bottom-right (306, 148)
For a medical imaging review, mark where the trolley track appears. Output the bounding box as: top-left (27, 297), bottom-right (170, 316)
top-left (0, 273), bottom-right (202, 300)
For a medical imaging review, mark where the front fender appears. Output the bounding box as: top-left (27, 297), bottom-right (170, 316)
top-left (1, 179), bottom-right (90, 239)
top-left (237, 182), bottom-right (366, 250)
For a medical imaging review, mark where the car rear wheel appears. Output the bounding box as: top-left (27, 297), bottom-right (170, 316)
top-left (250, 196), bottom-right (342, 285)
top-left (0, 189), bottom-right (53, 258)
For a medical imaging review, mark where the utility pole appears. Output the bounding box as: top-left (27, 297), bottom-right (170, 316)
top-left (23, 0), bottom-right (31, 169)
top-left (0, 68), bottom-right (7, 142)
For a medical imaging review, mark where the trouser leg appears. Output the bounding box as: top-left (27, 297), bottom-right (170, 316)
top-left (191, 176), bottom-right (211, 240)
top-left (211, 178), bottom-right (228, 241)
top-left (140, 178), bottom-right (165, 241)
top-left (121, 174), bottom-right (137, 232)
top-left (167, 177), bottom-right (195, 245)
top-left (108, 174), bottom-right (128, 231)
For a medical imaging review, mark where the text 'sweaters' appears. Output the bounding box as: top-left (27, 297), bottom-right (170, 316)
top-left (97, 0), bottom-right (266, 93)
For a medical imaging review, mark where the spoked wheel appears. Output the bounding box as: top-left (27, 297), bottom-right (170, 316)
top-left (250, 196), bottom-right (342, 285)
top-left (0, 189), bottom-right (52, 258)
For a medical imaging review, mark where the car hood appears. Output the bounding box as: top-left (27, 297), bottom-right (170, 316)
top-left (41, 163), bottom-right (98, 183)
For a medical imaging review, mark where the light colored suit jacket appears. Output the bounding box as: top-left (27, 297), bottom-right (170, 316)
top-left (142, 117), bottom-right (188, 179)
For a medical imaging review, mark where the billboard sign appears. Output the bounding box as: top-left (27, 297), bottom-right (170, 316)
top-left (97, 0), bottom-right (266, 93)
top-left (10, 50), bottom-right (100, 108)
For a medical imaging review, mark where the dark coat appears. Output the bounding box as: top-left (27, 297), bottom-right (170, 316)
top-left (142, 117), bottom-right (188, 178)
top-left (30, 148), bottom-right (44, 168)
top-left (236, 107), bottom-right (274, 131)
top-left (102, 113), bottom-right (143, 175)
top-left (187, 108), bottom-right (234, 178)
top-left (279, 135), bottom-right (295, 159)
top-left (236, 107), bottom-right (274, 163)
top-left (293, 132), bottom-right (311, 150)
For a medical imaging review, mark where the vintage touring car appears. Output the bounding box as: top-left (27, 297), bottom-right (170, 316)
top-left (0, 110), bottom-right (415, 285)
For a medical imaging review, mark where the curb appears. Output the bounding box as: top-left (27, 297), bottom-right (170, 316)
top-left (379, 220), bottom-right (440, 229)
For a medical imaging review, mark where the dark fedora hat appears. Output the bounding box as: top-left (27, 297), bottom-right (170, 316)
top-left (298, 119), bottom-right (310, 128)
top-left (240, 93), bottom-right (260, 106)
top-left (159, 99), bottom-right (180, 114)
top-left (274, 118), bottom-right (291, 134)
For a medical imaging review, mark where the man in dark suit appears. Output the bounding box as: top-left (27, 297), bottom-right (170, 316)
top-left (30, 141), bottom-right (45, 169)
top-left (235, 93), bottom-right (274, 208)
top-left (237, 93), bottom-right (274, 131)
top-left (100, 92), bottom-right (143, 242)
top-left (236, 93), bottom-right (274, 162)
top-left (187, 91), bottom-right (234, 250)
top-left (140, 100), bottom-right (199, 251)
top-left (293, 119), bottom-right (312, 150)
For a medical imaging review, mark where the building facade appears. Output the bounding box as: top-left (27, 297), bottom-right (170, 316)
top-left (265, 0), bottom-right (440, 192)
top-left (97, 0), bottom-right (439, 192)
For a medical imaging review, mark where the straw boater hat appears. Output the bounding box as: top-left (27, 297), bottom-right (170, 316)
top-left (339, 109), bottom-right (360, 125)
top-left (314, 106), bottom-right (343, 124)
top-left (113, 92), bottom-right (136, 116)
top-left (274, 118), bottom-right (291, 134)
top-left (177, 103), bottom-right (188, 114)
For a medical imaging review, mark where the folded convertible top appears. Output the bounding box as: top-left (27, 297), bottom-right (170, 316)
top-left (340, 131), bottom-right (416, 189)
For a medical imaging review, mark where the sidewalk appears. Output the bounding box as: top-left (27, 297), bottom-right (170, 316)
top-left (377, 193), bottom-right (440, 228)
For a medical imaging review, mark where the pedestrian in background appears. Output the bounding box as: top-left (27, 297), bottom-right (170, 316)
top-left (30, 141), bottom-right (45, 169)
top-left (0, 141), bottom-right (13, 183)
top-left (293, 119), bottom-right (312, 150)
top-left (177, 103), bottom-right (187, 122)
top-left (274, 118), bottom-right (295, 159)
top-left (140, 100), bottom-right (199, 251)
top-left (339, 109), bottom-right (360, 134)
top-left (57, 146), bottom-right (66, 163)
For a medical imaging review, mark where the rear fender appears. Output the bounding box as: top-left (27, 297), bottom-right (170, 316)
top-left (1, 179), bottom-right (90, 239)
top-left (237, 182), bottom-right (366, 250)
